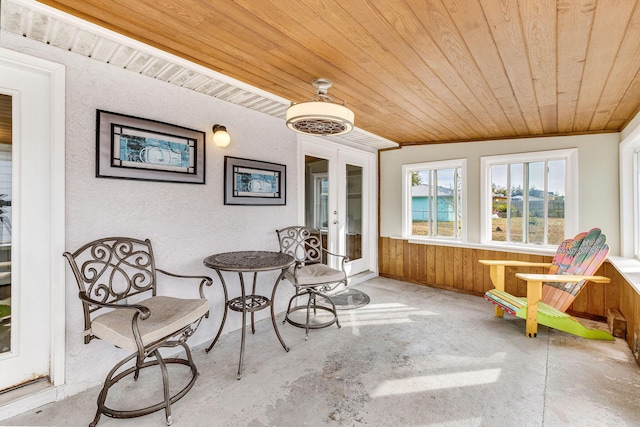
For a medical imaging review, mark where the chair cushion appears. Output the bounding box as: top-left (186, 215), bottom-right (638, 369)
top-left (91, 296), bottom-right (209, 352)
top-left (285, 263), bottom-right (346, 286)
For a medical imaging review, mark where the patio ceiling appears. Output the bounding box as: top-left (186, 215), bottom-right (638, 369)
top-left (34, 0), bottom-right (640, 146)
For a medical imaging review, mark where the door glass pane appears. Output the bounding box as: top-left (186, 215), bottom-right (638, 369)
top-left (527, 162), bottom-right (545, 244)
top-left (305, 156), bottom-right (328, 230)
top-left (345, 164), bottom-right (362, 262)
top-left (0, 94), bottom-right (12, 355)
top-left (304, 156), bottom-right (328, 257)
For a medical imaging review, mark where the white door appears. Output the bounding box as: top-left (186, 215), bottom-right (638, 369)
top-left (337, 150), bottom-right (370, 275)
top-left (0, 48), bottom-right (66, 391)
top-left (300, 138), bottom-right (376, 277)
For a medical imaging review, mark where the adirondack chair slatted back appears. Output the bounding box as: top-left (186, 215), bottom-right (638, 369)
top-left (541, 232), bottom-right (587, 301)
top-left (547, 230), bottom-right (588, 275)
top-left (541, 228), bottom-right (609, 312)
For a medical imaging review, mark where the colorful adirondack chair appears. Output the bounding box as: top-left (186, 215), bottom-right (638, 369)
top-left (479, 228), bottom-right (614, 340)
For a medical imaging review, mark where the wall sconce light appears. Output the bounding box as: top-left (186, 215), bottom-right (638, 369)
top-left (212, 124), bottom-right (231, 147)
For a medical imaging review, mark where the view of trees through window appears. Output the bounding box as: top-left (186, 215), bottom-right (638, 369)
top-left (490, 160), bottom-right (565, 245)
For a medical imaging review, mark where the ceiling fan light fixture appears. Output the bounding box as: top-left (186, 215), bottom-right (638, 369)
top-left (286, 78), bottom-right (354, 136)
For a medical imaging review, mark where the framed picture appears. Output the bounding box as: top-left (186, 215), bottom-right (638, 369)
top-left (224, 156), bottom-right (286, 205)
top-left (96, 110), bottom-right (206, 184)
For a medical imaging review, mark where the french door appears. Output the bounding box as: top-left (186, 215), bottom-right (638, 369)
top-left (0, 48), bottom-right (65, 392)
top-left (300, 138), bottom-right (376, 277)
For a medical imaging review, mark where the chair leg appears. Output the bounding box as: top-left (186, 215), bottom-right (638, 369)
top-left (283, 290), bottom-right (298, 325)
top-left (89, 340), bottom-right (199, 426)
top-left (312, 290), bottom-right (340, 329)
top-left (155, 349), bottom-right (173, 426)
top-left (180, 341), bottom-right (198, 377)
top-left (312, 293), bottom-right (317, 315)
top-left (134, 353), bottom-right (144, 380)
top-left (305, 292), bottom-right (312, 340)
top-left (322, 292), bottom-right (341, 329)
top-left (90, 407), bottom-right (102, 427)
top-left (91, 351), bottom-right (138, 427)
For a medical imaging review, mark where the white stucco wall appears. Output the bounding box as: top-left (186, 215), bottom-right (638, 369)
top-left (380, 133), bottom-right (621, 255)
top-left (0, 32), bottom-right (299, 393)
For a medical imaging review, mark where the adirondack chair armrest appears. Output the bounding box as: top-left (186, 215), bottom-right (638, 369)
top-left (478, 260), bottom-right (553, 268)
top-left (514, 273), bottom-right (610, 338)
top-left (478, 260), bottom-right (552, 291)
top-left (514, 273), bottom-right (610, 284)
top-left (515, 273), bottom-right (610, 308)
top-left (479, 260), bottom-right (553, 318)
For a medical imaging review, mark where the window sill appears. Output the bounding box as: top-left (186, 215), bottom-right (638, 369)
top-left (402, 236), bottom-right (557, 256)
top-left (607, 256), bottom-right (640, 294)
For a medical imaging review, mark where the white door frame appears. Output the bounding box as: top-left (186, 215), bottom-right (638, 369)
top-left (0, 47), bottom-right (66, 389)
top-left (336, 150), bottom-right (372, 275)
top-left (298, 136), bottom-right (378, 277)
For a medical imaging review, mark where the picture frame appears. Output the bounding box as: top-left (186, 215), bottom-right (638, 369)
top-left (96, 110), bottom-right (206, 184)
top-left (224, 156), bottom-right (286, 205)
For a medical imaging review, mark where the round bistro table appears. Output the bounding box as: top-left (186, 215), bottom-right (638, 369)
top-left (203, 250), bottom-right (295, 379)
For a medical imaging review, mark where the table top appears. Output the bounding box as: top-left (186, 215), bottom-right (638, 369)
top-left (204, 250), bottom-right (295, 272)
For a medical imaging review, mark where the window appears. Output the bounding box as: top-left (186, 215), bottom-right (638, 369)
top-left (620, 129), bottom-right (640, 258)
top-left (402, 159), bottom-right (465, 240)
top-left (481, 149), bottom-right (577, 247)
top-left (626, 141), bottom-right (640, 259)
top-left (634, 149), bottom-right (640, 257)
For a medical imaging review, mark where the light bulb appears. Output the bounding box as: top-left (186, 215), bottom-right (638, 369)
top-left (212, 125), bottom-right (230, 147)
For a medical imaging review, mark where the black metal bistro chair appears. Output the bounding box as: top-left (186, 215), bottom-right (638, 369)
top-left (276, 226), bottom-right (349, 340)
top-left (63, 237), bottom-right (212, 427)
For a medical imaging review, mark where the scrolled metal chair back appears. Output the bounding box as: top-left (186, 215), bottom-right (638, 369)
top-left (64, 237), bottom-right (157, 308)
top-left (276, 226), bottom-right (322, 264)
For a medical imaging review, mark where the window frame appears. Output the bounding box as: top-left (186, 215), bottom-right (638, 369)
top-left (480, 148), bottom-right (578, 249)
top-left (620, 128), bottom-right (640, 258)
top-left (402, 158), bottom-right (467, 241)
top-left (634, 149), bottom-right (640, 258)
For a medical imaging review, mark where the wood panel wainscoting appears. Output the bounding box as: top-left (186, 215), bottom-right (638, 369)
top-left (379, 237), bottom-right (640, 362)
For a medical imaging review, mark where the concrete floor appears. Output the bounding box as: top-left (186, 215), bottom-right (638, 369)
top-left (2, 276), bottom-right (640, 427)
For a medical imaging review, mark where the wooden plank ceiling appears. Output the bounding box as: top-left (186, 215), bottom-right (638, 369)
top-left (37, 0), bottom-right (640, 146)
